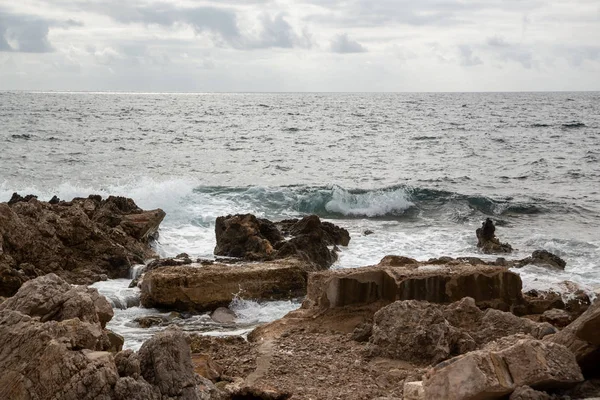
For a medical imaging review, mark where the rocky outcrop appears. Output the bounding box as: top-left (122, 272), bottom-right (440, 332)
top-left (304, 256), bottom-right (524, 312)
top-left (423, 339), bottom-right (583, 399)
top-left (141, 259), bottom-right (310, 312)
top-left (476, 218), bottom-right (513, 254)
top-left (0, 274), bottom-right (222, 400)
top-left (522, 284), bottom-right (590, 320)
top-left (367, 297), bottom-right (556, 365)
top-left (514, 250), bottom-right (567, 270)
top-left (0, 194), bottom-right (165, 296)
top-left (549, 299), bottom-right (600, 376)
top-left (214, 214), bottom-right (349, 268)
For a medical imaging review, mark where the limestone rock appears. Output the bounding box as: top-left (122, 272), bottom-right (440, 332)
top-left (140, 260), bottom-right (309, 312)
top-left (369, 297), bottom-right (555, 365)
top-left (304, 257), bottom-right (524, 312)
top-left (403, 381), bottom-right (424, 400)
top-left (210, 307), bottom-right (236, 324)
top-left (540, 309), bottom-right (573, 328)
top-left (476, 218), bottom-right (513, 254)
top-left (0, 194), bottom-right (164, 296)
top-left (214, 214), bottom-right (279, 260)
top-left (549, 299), bottom-right (600, 376)
top-left (423, 339), bottom-right (583, 400)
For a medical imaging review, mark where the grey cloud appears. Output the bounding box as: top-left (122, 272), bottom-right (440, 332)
top-left (458, 45), bottom-right (482, 67)
top-left (484, 38), bottom-right (535, 69)
top-left (330, 34), bottom-right (367, 53)
top-left (558, 45), bottom-right (600, 66)
top-left (0, 11), bottom-right (53, 53)
top-left (487, 36), bottom-right (510, 48)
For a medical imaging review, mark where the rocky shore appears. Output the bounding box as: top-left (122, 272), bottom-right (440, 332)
top-left (0, 194), bottom-right (598, 400)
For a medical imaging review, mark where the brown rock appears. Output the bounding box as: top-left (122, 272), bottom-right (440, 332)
top-left (304, 257), bottom-right (524, 312)
top-left (214, 214), bottom-right (278, 259)
top-left (140, 260), bottom-right (310, 312)
top-left (106, 329), bottom-right (125, 353)
top-left (514, 250), bottom-right (567, 270)
top-left (549, 299), bottom-right (600, 376)
top-left (476, 218), bottom-right (513, 254)
top-left (368, 297), bottom-right (555, 365)
top-left (540, 309), bottom-right (573, 328)
top-left (191, 353), bottom-right (223, 382)
top-left (509, 386), bottom-right (552, 400)
top-left (423, 339), bottom-right (583, 399)
top-left (0, 194), bottom-right (164, 296)
top-left (211, 307), bottom-right (236, 324)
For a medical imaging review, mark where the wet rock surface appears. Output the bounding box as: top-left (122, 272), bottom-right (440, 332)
top-left (0, 194), bottom-right (164, 296)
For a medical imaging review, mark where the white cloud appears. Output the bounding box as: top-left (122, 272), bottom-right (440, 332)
top-left (330, 33), bottom-right (366, 53)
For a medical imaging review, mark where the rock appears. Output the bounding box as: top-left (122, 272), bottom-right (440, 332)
top-left (211, 307), bottom-right (236, 324)
top-left (515, 250), bottom-right (567, 270)
top-left (138, 327), bottom-right (220, 399)
top-left (214, 214), bottom-right (347, 268)
top-left (423, 339), bottom-right (583, 399)
top-left (368, 297), bottom-right (555, 365)
top-left (191, 353), bottom-right (223, 382)
top-left (0, 273), bottom-right (114, 328)
top-left (509, 386), bottom-right (552, 400)
top-left (351, 322), bottom-right (373, 342)
top-left (107, 330), bottom-right (125, 352)
top-left (403, 381), bottom-right (424, 400)
top-left (0, 275), bottom-right (221, 400)
top-left (0, 194), bottom-right (165, 296)
top-left (135, 315), bottom-right (166, 328)
top-left (540, 309), bottom-right (573, 328)
top-left (141, 259), bottom-right (309, 312)
top-left (521, 285), bottom-right (590, 319)
top-left (560, 379), bottom-right (600, 399)
top-left (476, 217), bottom-right (513, 254)
top-left (363, 229), bottom-right (374, 236)
top-left (549, 299), bottom-right (600, 376)
top-left (304, 256), bottom-right (525, 312)
top-left (214, 214), bottom-right (279, 259)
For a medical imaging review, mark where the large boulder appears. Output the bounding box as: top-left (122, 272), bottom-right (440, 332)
top-left (514, 250), bottom-right (567, 270)
top-left (476, 218), bottom-right (513, 254)
top-left (368, 297), bottom-right (556, 365)
top-left (549, 299), bottom-right (600, 376)
top-left (141, 260), bottom-right (310, 312)
top-left (214, 214), bottom-right (349, 269)
top-left (304, 256), bottom-right (525, 312)
top-left (0, 274), bottom-right (222, 400)
top-left (423, 339), bottom-right (583, 399)
top-left (0, 194), bottom-right (165, 296)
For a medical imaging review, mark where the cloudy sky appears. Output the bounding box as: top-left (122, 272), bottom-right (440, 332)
top-left (0, 0), bottom-right (599, 92)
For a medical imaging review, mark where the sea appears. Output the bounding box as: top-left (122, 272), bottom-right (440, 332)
top-left (1, 91), bottom-right (599, 350)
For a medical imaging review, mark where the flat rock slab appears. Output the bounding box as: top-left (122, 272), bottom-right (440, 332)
top-left (140, 260), bottom-right (311, 312)
top-left (304, 256), bottom-right (524, 311)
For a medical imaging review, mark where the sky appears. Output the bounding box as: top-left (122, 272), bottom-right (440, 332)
top-left (0, 0), bottom-right (599, 92)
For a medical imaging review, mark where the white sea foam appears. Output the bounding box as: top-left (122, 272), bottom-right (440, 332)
top-left (325, 186), bottom-right (414, 217)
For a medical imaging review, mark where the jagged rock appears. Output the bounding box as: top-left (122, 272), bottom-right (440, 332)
top-left (304, 257), bottom-right (524, 312)
top-left (135, 315), bottom-right (165, 328)
top-left (138, 328), bottom-right (220, 399)
top-left (514, 250), bottom-right (567, 270)
top-left (141, 259), bottom-right (309, 312)
top-left (549, 299), bottom-right (600, 376)
top-left (0, 194), bottom-right (165, 296)
top-left (0, 273), bottom-right (114, 328)
top-left (0, 275), bottom-right (222, 400)
top-left (423, 339), bottom-right (583, 399)
top-left (214, 214), bottom-right (347, 269)
top-left (522, 285), bottom-right (591, 320)
top-left (559, 378), bottom-right (600, 399)
top-left (476, 217), bottom-right (513, 254)
top-left (214, 214), bottom-right (280, 259)
top-left (509, 386), bottom-right (552, 400)
top-left (368, 297), bottom-right (555, 365)
top-left (107, 330), bottom-right (125, 353)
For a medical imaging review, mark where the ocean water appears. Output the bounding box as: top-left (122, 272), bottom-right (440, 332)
top-left (2, 91), bottom-right (599, 346)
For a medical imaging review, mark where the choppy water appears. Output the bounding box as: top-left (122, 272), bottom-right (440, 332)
top-left (2, 91), bottom-right (600, 345)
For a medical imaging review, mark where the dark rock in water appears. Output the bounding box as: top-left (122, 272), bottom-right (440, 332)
top-left (0, 194), bottom-right (165, 296)
top-left (476, 218), bottom-right (513, 254)
top-left (363, 229), bottom-right (374, 236)
top-left (514, 250), bottom-right (566, 270)
top-left (214, 213), bottom-right (348, 269)
top-left (135, 316), bottom-right (166, 328)
top-left (211, 307), bottom-right (236, 324)
top-left (49, 195), bottom-right (60, 204)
